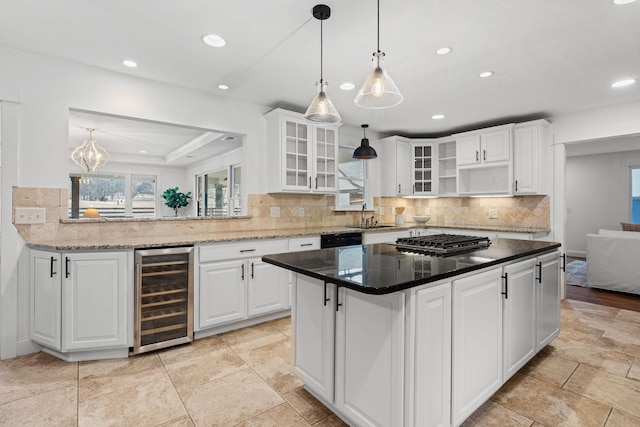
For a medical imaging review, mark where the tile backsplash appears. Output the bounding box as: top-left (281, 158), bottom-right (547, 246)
top-left (12, 187), bottom-right (550, 242)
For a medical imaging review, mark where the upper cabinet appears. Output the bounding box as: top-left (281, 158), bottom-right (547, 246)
top-left (455, 124), bottom-right (514, 195)
top-left (513, 120), bottom-right (550, 195)
top-left (412, 140), bottom-right (436, 196)
top-left (265, 109), bottom-right (339, 194)
top-left (379, 136), bottom-right (413, 197)
top-left (437, 137), bottom-right (457, 196)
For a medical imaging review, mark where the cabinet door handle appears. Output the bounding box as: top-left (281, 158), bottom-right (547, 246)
top-left (483, 149), bottom-right (486, 161)
top-left (65, 257), bottom-right (70, 279)
top-left (315, 177), bottom-right (318, 189)
top-left (398, 184), bottom-right (401, 194)
top-left (501, 272), bottom-right (508, 299)
top-left (239, 249), bottom-right (256, 253)
top-left (300, 243), bottom-right (313, 247)
top-left (476, 150), bottom-right (479, 162)
top-left (536, 262), bottom-right (543, 283)
top-left (323, 282), bottom-right (330, 306)
top-left (50, 256), bottom-right (57, 278)
top-left (515, 180), bottom-right (518, 192)
top-left (413, 183), bottom-right (416, 194)
top-left (241, 264), bottom-right (245, 280)
top-left (251, 262), bottom-right (255, 279)
top-left (561, 254), bottom-right (566, 271)
top-left (309, 177), bottom-right (312, 189)
top-left (335, 287), bottom-right (343, 312)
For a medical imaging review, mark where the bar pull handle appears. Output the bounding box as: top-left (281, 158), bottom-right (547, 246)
top-left (501, 272), bottom-right (508, 299)
top-left (300, 243), bottom-right (313, 247)
top-left (398, 184), bottom-right (401, 194)
top-left (335, 287), bottom-right (343, 312)
top-left (50, 256), bottom-right (57, 278)
top-left (315, 177), bottom-right (318, 189)
top-left (561, 254), bottom-right (566, 272)
top-left (241, 264), bottom-right (245, 280)
top-left (515, 180), bottom-right (518, 192)
top-left (483, 149), bottom-right (487, 161)
top-left (309, 177), bottom-right (312, 189)
top-left (476, 150), bottom-right (479, 162)
top-left (323, 282), bottom-right (330, 306)
top-left (239, 249), bottom-right (256, 253)
top-left (65, 257), bottom-right (70, 279)
top-left (536, 262), bottom-right (543, 283)
top-left (251, 262), bottom-right (255, 279)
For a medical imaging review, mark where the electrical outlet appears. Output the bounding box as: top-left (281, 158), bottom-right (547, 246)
top-left (488, 209), bottom-right (498, 219)
top-left (424, 208), bottom-right (431, 215)
top-left (378, 207), bottom-right (385, 215)
top-left (270, 207), bottom-right (280, 218)
top-left (15, 207), bottom-right (46, 224)
top-left (298, 207), bottom-right (305, 217)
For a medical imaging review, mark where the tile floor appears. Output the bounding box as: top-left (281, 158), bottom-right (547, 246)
top-left (1, 299), bottom-right (640, 426)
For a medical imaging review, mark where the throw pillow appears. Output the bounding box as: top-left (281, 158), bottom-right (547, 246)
top-left (620, 222), bottom-right (640, 232)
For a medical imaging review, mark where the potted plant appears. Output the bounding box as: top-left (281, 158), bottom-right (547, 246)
top-left (162, 187), bottom-right (192, 216)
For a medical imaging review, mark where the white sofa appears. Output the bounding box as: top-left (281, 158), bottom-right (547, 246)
top-left (586, 229), bottom-right (640, 295)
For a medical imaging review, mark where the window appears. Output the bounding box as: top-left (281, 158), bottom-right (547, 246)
top-left (69, 174), bottom-right (156, 218)
top-left (195, 164), bottom-right (242, 217)
top-left (632, 168), bottom-right (640, 223)
top-left (336, 146), bottom-right (372, 210)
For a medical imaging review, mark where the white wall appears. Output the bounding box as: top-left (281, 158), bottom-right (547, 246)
top-left (565, 150), bottom-right (640, 256)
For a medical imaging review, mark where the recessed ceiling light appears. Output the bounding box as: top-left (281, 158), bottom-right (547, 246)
top-left (122, 60), bottom-right (137, 68)
top-left (479, 71), bottom-right (494, 78)
top-left (139, 150), bottom-right (147, 154)
top-left (435, 47), bottom-right (452, 55)
top-left (613, 0), bottom-right (636, 4)
top-left (611, 78), bottom-right (636, 88)
top-left (432, 114), bottom-right (445, 120)
top-left (218, 84), bottom-right (229, 90)
top-left (339, 82), bottom-right (355, 90)
top-left (202, 34), bottom-right (226, 47)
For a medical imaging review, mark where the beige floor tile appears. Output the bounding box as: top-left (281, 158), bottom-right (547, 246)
top-left (628, 358), bottom-right (640, 381)
top-left (0, 352), bottom-right (77, 405)
top-left (239, 338), bottom-right (291, 381)
top-left (180, 368), bottom-right (283, 426)
top-left (157, 415), bottom-right (196, 426)
top-left (561, 301), bottom-right (582, 324)
top-left (220, 323), bottom-right (289, 353)
top-left (493, 373), bottom-right (611, 427)
top-left (546, 340), bottom-right (634, 378)
top-left (162, 340), bottom-right (247, 392)
top-left (265, 316), bottom-right (293, 338)
top-left (268, 373), bottom-right (332, 424)
top-left (312, 414), bottom-right (349, 426)
top-left (556, 320), bottom-right (604, 345)
top-left (78, 374), bottom-right (187, 426)
top-left (564, 364), bottom-right (640, 418)
top-left (78, 352), bottom-right (166, 401)
top-left (615, 309), bottom-right (640, 325)
top-left (605, 408), bottom-right (640, 427)
top-left (0, 384), bottom-right (77, 427)
top-left (158, 335), bottom-right (223, 364)
top-left (563, 300), bottom-right (621, 318)
top-left (519, 352), bottom-right (579, 387)
top-left (237, 403), bottom-right (312, 426)
top-left (462, 400), bottom-right (534, 426)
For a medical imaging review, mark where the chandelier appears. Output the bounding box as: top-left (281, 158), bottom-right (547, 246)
top-left (71, 128), bottom-right (110, 172)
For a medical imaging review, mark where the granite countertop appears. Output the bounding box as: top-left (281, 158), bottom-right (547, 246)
top-left (24, 223), bottom-right (551, 251)
top-left (262, 239), bottom-right (561, 295)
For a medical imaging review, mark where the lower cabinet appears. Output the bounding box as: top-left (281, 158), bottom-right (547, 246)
top-left (536, 251), bottom-right (561, 349)
top-left (198, 259), bottom-right (247, 327)
top-left (30, 249), bottom-right (130, 353)
top-left (452, 267), bottom-right (503, 426)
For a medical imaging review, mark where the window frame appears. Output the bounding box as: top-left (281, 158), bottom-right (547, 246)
top-left (334, 145), bottom-right (373, 212)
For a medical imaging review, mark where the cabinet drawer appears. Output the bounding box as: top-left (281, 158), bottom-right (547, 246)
top-left (288, 237), bottom-right (321, 252)
top-left (199, 239), bottom-right (288, 263)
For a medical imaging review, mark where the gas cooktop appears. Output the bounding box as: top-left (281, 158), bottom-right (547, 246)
top-left (395, 234), bottom-right (491, 255)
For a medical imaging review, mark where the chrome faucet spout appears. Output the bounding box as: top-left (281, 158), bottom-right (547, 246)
top-left (361, 203), bottom-right (366, 227)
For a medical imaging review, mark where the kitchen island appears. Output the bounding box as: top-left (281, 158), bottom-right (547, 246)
top-left (262, 237), bottom-right (562, 427)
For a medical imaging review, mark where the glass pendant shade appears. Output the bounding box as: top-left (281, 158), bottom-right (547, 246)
top-left (353, 124), bottom-right (377, 159)
top-left (71, 128), bottom-right (111, 172)
top-left (354, 52), bottom-right (403, 109)
top-left (304, 81), bottom-right (341, 123)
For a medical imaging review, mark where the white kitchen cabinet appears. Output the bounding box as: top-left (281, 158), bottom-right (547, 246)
top-left (438, 137), bottom-right (457, 196)
top-left (363, 229), bottom-right (411, 244)
top-left (452, 267), bottom-right (503, 426)
top-left (513, 120), bottom-right (550, 195)
top-left (412, 141), bottom-right (436, 196)
top-left (502, 258), bottom-right (537, 381)
top-left (293, 274), bottom-right (336, 403)
top-left (265, 108), bottom-right (339, 194)
top-left (379, 136), bottom-right (412, 196)
top-left (286, 237), bottom-right (321, 306)
top-left (30, 249), bottom-right (129, 353)
top-left (335, 287), bottom-right (405, 427)
top-left (197, 239), bottom-right (289, 330)
top-left (536, 251), bottom-right (561, 349)
top-left (410, 282), bottom-right (451, 427)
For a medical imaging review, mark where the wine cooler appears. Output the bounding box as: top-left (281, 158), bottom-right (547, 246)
top-left (132, 246), bottom-right (194, 355)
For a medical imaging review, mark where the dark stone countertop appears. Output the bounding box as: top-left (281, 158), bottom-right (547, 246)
top-left (262, 238), bottom-right (561, 295)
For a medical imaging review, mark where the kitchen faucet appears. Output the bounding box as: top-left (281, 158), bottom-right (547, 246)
top-left (361, 203), bottom-right (366, 227)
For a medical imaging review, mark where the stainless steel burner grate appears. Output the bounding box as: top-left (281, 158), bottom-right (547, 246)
top-left (395, 234), bottom-right (491, 255)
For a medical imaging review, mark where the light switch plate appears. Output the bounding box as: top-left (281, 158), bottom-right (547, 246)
top-left (298, 207), bottom-right (305, 217)
top-left (270, 207), bottom-right (280, 218)
top-left (15, 207), bottom-right (46, 224)
top-left (488, 209), bottom-right (498, 219)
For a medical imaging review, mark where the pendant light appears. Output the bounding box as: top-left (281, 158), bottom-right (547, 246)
top-left (304, 4), bottom-right (341, 124)
top-left (353, 124), bottom-right (377, 159)
top-left (70, 128), bottom-right (111, 172)
top-left (354, 0), bottom-right (403, 109)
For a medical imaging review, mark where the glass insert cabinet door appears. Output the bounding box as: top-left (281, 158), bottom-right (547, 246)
top-left (413, 143), bottom-right (434, 194)
top-left (284, 120), bottom-right (309, 189)
top-left (314, 127), bottom-right (337, 191)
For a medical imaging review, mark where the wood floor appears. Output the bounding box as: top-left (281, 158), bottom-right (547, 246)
top-left (565, 256), bottom-right (640, 312)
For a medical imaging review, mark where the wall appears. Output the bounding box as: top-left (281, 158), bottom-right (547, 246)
top-left (565, 150), bottom-right (640, 256)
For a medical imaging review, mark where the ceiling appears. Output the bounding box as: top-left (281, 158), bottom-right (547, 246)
top-left (2, 0), bottom-right (640, 159)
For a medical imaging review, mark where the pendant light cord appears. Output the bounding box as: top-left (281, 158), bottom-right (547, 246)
top-left (320, 19), bottom-right (324, 84)
top-left (377, 0), bottom-right (380, 54)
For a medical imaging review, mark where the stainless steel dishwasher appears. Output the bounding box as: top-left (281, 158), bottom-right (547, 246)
top-left (132, 246), bottom-right (194, 355)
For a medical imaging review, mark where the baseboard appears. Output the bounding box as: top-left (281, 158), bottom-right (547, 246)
top-left (17, 337), bottom-right (42, 356)
top-left (566, 250), bottom-right (586, 258)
